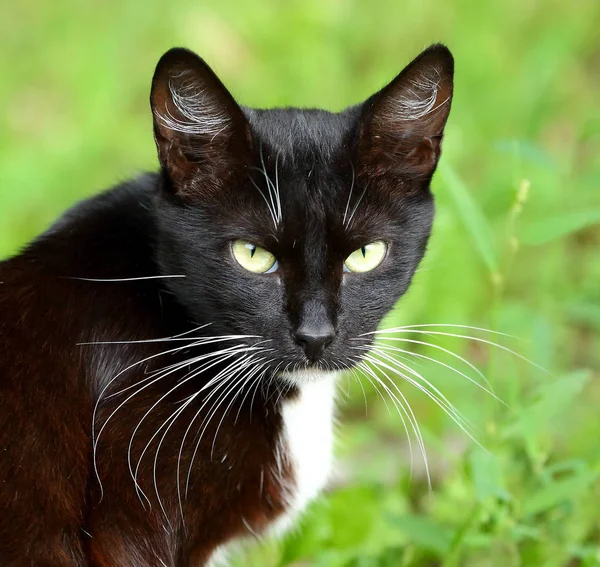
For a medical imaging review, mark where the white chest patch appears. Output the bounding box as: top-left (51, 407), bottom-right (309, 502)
top-left (272, 371), bottom-right (338, 535)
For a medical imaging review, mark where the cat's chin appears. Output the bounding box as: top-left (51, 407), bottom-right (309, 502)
top-left (278, 368), bottom-right (340, 387)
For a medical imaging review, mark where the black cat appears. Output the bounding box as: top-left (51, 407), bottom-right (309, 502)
top-left (0, 44), bottom-right (453, 566)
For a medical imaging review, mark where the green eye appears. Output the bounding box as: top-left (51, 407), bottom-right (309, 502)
top-left (344, 241), bottom-right (387, 273)
top-left (232, 240), bottom-right (278, 273)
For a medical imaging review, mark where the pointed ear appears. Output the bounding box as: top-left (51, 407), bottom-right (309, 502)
top-left (358, 44), bottom-right (454, 180)
top-left (150, 48), bottom-right (251, 194)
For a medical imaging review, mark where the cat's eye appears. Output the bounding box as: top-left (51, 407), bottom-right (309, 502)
top-left (231, 240), bottom-right (278, 273)
top-left (344, 241), bottom-right (387, 273)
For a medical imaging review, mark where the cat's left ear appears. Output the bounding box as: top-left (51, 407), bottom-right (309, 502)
top-left (358, 44), bottom-right (454, 180)
top-left (150, 48), bottom-right (251, 195)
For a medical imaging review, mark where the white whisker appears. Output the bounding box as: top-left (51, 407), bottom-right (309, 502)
top-left (274, 152), bottom-right (282, 224)
top-left (366, 342), bottom-right (504, 405)
top-left (377, 323), bottom-right (521, 339)
top-left (91, 333), bottom-right (265, 497)
top-left (342, 162), bottom-right (356, 226)
top-left (65, 275), bottom-right (186, 282)
top-left (347, 366), bottom-right (369, 415)
top-left (80, 333), bottom-right (259, 346)
top-left (92, 340), bottom-right (211, 497)
top-left (362, 335), bottom-right (494, 393)
top-left (259, 147), bottom-right (281, 225)
top-left (365, 349), bottom-right (472, 432)
top-left (209, 360), bottom-right (268, 458)
top-left (356, 361), bottom-right (424, 487)
top-left (234, 362), bottom-right (273, 426)
top-left (105, 338), bottom-right (269, 399)
top-left (345, 183), bottom-right (369, 229)
top-left (128, 347), bottom-right (256, 502)
top-left (183, 354), bottom-right (260, 499)
top-left (365, 328), bottom-right (546, 373)
top-left (364, 352), bottom-right (483, 450)
top-left (248, 175), bottom-right (277, 229)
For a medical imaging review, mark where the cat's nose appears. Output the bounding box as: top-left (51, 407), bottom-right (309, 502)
top-left (294, 321), bottom-right (335, 363)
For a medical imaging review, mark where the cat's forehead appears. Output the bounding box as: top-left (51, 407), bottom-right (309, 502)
top-left (240, 106), bottom-right (361, 229)
top-left (243, 107), bottom-right (358, 166)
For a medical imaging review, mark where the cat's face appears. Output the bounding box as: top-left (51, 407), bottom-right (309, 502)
top-left (151, 46), bottom-right (453, 380)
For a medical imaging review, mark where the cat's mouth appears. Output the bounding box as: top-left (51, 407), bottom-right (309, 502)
top-left (275, 350), bottom-right (369, 386)
top-left (236, 333), bottom-right (375, 386)
top-left (278, 367), bottom-right (340, 386)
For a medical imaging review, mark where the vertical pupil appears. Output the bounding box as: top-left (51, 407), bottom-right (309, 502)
top-left (361, 246), bottom-right (367, 258)
top-left (250, 245), bottom-right (256, 258)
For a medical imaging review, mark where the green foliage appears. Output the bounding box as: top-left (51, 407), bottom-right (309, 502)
top-left (2, 0), bottom-right (599, 565)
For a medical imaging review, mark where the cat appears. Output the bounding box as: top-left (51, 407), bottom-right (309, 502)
top-left (0, 43), bottom-right (453, 566)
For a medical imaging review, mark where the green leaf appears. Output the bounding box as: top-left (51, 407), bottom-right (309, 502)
top-left (470, 449), bottom-right (510, 502)
top-left (521, 469), bottom-right (600, 517)
top-left (565, 301), bottom-right (600, 330)
top-left (437, 160), bottom-right (499, 274)
top-left (389, 514), bottom-right (455, 555)
top-left (504, 370), bottom-right (591, 440)
top-left (521, 210), bottom-right (600, 245)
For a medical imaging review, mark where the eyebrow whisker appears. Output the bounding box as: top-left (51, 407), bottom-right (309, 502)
top-left (342, 162), bottom-right (356, 226)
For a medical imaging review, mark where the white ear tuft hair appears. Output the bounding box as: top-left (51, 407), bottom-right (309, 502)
top-left (394, 68), bottom-right (446, 122)
top-left (156, 69), bottom-right (231, 138)
top-left (360, 44), bottom-right (454, 177)
top-left (372, 44), bottom-right (453, 133)
top-left (150, 48), bottom-right (250, 189)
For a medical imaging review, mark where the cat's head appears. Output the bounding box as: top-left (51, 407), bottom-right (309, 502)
top-left (150, 45), bottom-right (453, 381)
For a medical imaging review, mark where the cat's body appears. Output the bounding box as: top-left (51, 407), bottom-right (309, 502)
top-left (0, 177), bottom-right (333, 565)
top-left (0, 45), bottom-right (453, 566)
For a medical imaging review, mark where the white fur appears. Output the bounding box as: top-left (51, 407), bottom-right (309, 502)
top-left (157, 70), bottom-right (230, 137)
top-left (395, 70), bottom-right (441, 121)
top-left (272, 371), bottom-right (337, 534)
top-left (206, 547), bottom-right (229, 567)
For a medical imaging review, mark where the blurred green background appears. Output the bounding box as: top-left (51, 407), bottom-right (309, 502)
top-left (2, 0), bottom-right (599, 565)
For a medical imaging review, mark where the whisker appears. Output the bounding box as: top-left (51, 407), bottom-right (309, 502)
top-left (274, 152), bottom-right (282, 224)
top-left (365, 329), bottom-right (546, 373)
top-left (139, 351), bottom-right (260, 521)
top-left (248, 174), bottom-right (278, 228)
top-left (128, 348), bottom-right (256, 497)
top-left (108, 341), bottom-right (270, 399)
top-left (172, 354), bottom-right (263, 520)
top-left (364, 352), bottom-right (483, 450)
top-left (167, 322), bottom-right (213, 339)
top-left (259, 147), bottom-right (280, 225)
top-left (209, 360), bottom-right (268, 458)
top-left (183, 354), bottom-right (260, 498)
top-left (362, 336), bottom-right (495, 393)
top-left (374, 323), bottom-right (521, 339)
top-left (79, 333), bottom-right (259, 346)
top-left (251, 361), bottom-right (283, 420)
top-left (365, 349), bottom-right (473, 432)
top-left (95, 343), bottom-right (261, 499)
top-left (347, 366), bottom-right (368, 415)
top-left (132, 398), bottom-right (195, 511)
top-left (366, 342), bottom-right (505, 405)
top-left (234, 362), bottom-right (273, 426)
top-left (345, 182), bottom-right (369, 229)
top-left (342, 162), bottom-right (356, 226)
top-left (64, 275), bottom-right (186, 282)
top-left (356, 360), bottom-right (423, 487)
top-left (92, 340), bottom-right (218, 497)
top-left (348, 360), bottom-right (391, 416)
top-left (153, 393), bottom-right (204, 524)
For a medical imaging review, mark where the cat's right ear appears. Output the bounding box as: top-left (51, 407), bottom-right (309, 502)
top-left (357, 44), bottom-right (454, 182)
top-left (150, 48), bottom-right (252, 195)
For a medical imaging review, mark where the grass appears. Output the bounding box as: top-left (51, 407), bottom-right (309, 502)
top-left (1, 0), bottom-right (599, 565)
